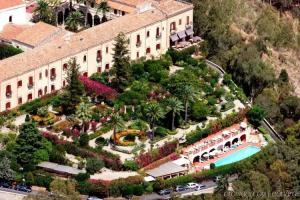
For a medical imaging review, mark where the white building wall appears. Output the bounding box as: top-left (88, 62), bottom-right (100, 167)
top-left (0, 4), bottom-right (27, 31)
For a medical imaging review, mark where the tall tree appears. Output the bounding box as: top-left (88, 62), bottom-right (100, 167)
top-left (0, 156), bottom-right (15, 182)
top-left (165, 97), bottom-right (184, 130)
top-left (145, 102), bottom-right (165, 139)
top-left (176, 85), bottom-right (198, 123)
top-left (65, 11), bottom-right (83, 32)
top-left (111, 32), bottom-right (131, 91)
top-left (97, 0), bottom-right (110, 23)
top-left (108, 113), bottom-right (125, 145)
top-left (60, 58), bottom-right (84, 115)
top-left (13, 122), bottom-right (43, 167)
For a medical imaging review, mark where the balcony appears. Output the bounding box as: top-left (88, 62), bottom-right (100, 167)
top-left (28, 83), bottom-right (34, 89)
top-left (185, 24), bottom-right (192, 29)
top-left (136, 41), bottom-right (141, 47)
top-left (50, 74), bottom-right (56, 81)
top-left (6, 92), bottom-right (12, 98)
top-left (97, 57), bottom-right (102, 62)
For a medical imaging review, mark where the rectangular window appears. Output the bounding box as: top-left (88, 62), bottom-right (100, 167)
top-left (63, 64), bottom-right (68, 70)
top-left (97, 50), bottom-right (102, 62)
top-left (6, 102), bottom-right (10, 110)
top-left (105, 64), bottom-right (109, 70)
top-left (146, 48), bottom-right (151, 54)
top-left (156, 44), bottom-right (161, 50)
top-left (18, 97), bottom-right (22, 104)
top-left (28, 93), bottom-right (32, 101)
top-left (106, 47), bottom-right (109, 54)
top-left (45, 69), bottom-right (48, 77)
top-left (187, 16), bottom-right (190, 25)
top-left (39, 72), bottom-right (42, 80)
top-left (51, 85), bottom-right (55, 92)
top-left (147, 31), bottom-right (150, 37)
top-left (50, 68), bottom-right (56, 80)
top-left (179, 19), bottom-right (182, 25)
top-left (97, 67), bottom-right (102, 73)
top-left (17, 80), bottom-right (22, 87)
top-left (28, 76), bottom-right (33, 86)
top-left (6, 85), bottom-right (12, 97)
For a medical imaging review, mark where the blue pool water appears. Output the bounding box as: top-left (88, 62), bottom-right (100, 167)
top-left (215, 146), bottom-right (261, 167)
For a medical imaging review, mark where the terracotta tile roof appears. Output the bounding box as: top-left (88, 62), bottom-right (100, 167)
top-left (0, 23), bottom-right (29, 42)
top-left (13, 22), bottom-right (64, 47)
top-left (0, 0), bottom-right (24, 10)
top-left (107, 1), bottom-right (136, 13)
top-left (0, 0), bottom-right (192, 83)
top-left (152, 0), bottom-right (193, 16)
top-left (111, 0), bottom-right (147, 7)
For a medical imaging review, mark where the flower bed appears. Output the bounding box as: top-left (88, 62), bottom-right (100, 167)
top-left (52, 120), bottom-right (74, 133)
top-left (111, 129), bottom-right (146, 146)
top-left (32, 112), bottom-right (58, 126)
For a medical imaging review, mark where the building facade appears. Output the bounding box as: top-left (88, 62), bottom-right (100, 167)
top-left (0, 0), bottom-right (27, 32)
top-left (0, 0), bottom-right (194, 111)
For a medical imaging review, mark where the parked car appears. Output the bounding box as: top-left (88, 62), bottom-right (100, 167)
top-left (175, 185), bottom-right (186, 192)
top-left (195, 184), bottom-right (206, 191)
top-left (0, 181), bottom-right (12, 189)
top-left (158, 189), bottom-right (173, 196)
top-left (87, 196), bottom-right (103, 200)
top-left (15, 184), bottom-right (32, 193)
top-left (185, 182), bottom-right (199, 190)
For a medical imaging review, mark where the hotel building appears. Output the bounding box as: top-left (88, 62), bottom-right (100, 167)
top-left (0, 0), bottom-right (194, 111)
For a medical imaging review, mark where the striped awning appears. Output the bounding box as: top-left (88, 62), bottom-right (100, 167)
top-left (185, 28), bottom-right (194, 36)
top-left (177, 31), bottom-right (187, 39)
top-left (170, 34), bottom-right (179, 42)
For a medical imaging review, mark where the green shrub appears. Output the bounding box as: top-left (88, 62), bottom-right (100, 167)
top-left (86, 157), bottom-right (104, 174)
top-left (123, 160), bottom-right (139, 171)
top-left (75, 173), bottom-right (90, 182)
top-left (79, 133), bottom-right (89, 147)
top-left (34, 174), bottom-right (53, 189)
top-left (192, 101), bottom-right (210, 121)
top-left (95, 137), bottom-right (108, 146)
top-left (207, 96), bottom-right (217, 105)
top-left (154, 126), bottom-right (169, 138)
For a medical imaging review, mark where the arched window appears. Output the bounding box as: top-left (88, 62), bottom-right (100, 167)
top-left (83, 55), bottom-right (87, 62)
top-left (147, 31), bottom-right (150, 37)
top-left (9, 16), bottom-right (12, 22)
top-left (38, 89), bottom-right (43, 97)
top-left (63, 63), bottom-right (68, 70)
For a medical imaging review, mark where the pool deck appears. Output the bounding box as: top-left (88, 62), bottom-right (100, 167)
top-left (194, 142), bottom-right (262, 171)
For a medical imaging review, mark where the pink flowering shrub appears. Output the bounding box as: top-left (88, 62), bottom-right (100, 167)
top-left (135, 141), bottom-right (178, 167)
top-left (79, 76), bottom-right (117, 100)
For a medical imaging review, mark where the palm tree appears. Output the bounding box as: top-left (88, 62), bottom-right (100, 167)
top-left (97, 0), bottom-right (110, 23)
top-left (65, 11), bottom-right (83, 32)
top-left (145, 102), bottom-right (165, 140)
top-left (165, 97), bottom-right (184, 130)
top-left (76, 101), bottom-right (92, 132)
top-left (176, 85), bottom-right (199, 123)
top-left (34, 0), bottom-right (53, 23)
top-left (108, 113), bottom-right (125, 145)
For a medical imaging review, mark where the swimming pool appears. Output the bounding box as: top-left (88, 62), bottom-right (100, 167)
top-left (215, 146), bottom-right (261, 167)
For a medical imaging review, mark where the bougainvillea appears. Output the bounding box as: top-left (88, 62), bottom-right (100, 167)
top-left (79, 76), bottom-right (117, 100)
top-left (135, 141), bottom-right (178, 167)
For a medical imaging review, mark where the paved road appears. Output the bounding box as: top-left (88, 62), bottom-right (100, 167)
top-left (140, 180), bottom-right (216, 200)
top-left (0, 188), bottom-right (27, 200)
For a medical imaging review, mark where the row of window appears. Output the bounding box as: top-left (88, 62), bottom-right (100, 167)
top-left (170, 16), bottom-right (191, 31)
top-left (5, 85), bottom-right (56, 110)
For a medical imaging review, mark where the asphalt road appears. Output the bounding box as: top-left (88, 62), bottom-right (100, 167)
top-left (140, 180), bottom-right (217, 200)
top-left (0, 187), bottom-right (30, 196)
